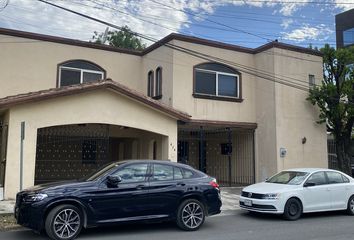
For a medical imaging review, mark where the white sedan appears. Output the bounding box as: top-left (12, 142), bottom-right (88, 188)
top-left (239, 168), bottom-right (354, 220)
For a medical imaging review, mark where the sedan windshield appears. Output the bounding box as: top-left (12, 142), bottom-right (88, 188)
top-left (84, 162), bottom-right (122, 181)
top-left (266, 171), bottom-right (309, 185)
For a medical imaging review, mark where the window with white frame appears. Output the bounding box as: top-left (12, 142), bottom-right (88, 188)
top-left (58, 60), bottom-right (105, 87)
top-left (147, 70), bottom-right (154, 97)
top-left (194, 63), bottom-right (240, 99)
top-left (155, 67), bottom-right (162, 99)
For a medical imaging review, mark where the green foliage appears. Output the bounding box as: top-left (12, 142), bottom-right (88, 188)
top-left (92, 26), bottom-right (146, 50)
top-left (307, 44), bottom-right (354, 173)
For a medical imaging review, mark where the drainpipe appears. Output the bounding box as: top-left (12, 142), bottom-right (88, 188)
top-left (20, 122), bottom-right (25, 191)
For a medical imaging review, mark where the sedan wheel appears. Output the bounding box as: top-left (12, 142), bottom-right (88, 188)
top-left (347, 196), bottom-right (354, 215)
top-left (177, 199), bottom-right (205, 231)
top-left (283, 198), bottom-right (302, 221)
top-left (45, 205), bottom-right (83, 240)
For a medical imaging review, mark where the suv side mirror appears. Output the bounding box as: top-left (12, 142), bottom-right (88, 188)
top-left (106, 176), bottom-right (122, 188)
top-left (304, 182), bottom-right (316, 187)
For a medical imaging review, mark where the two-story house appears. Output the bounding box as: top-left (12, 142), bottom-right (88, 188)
top-left (0, 28), bottom-right (328, 199)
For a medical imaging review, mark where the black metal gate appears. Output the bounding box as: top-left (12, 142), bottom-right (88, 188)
top-left (0, 121), bottom-right (8, 188)
top-left (35, 124), bottom-right (110, 184)
top-left (178, 127), bottom-right (255, 186)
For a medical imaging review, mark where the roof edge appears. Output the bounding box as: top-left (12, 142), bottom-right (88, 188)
top-left (0, 27), bottom-right (322, 57)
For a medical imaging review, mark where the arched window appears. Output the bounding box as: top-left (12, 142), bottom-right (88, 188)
top-left (194, 62), bottom-right (241, 100)
top-left (155, 67), bottom-right (162, 99)
top-left (58, 60), bottom-right (105, 87)
top-left (147, 70), bottom-right (154, 97)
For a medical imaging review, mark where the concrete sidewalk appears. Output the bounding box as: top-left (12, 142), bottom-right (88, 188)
top-left (0, 187), bottom-right (242, 215)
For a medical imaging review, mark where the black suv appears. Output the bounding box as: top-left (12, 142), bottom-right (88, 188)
top-left (15, 160), bottom-right (222, 240)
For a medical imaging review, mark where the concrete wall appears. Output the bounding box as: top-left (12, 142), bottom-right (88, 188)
top-left (4, 89), bottom-right (178, 199)
top-left (0, 34), bottom-right (143, 98)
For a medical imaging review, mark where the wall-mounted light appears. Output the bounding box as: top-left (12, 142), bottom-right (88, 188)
top-left (302, 137), bottom-right (307, 144)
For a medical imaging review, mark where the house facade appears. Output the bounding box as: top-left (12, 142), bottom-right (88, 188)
top-left (0, 28), bottom-right (327, 199)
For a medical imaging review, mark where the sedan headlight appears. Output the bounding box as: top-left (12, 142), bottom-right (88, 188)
top-left (262, 193), bottom-right (280, 200)
top-left (24, 193), bottom-right (48, 202)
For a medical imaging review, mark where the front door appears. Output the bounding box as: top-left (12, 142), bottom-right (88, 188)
top-left (302, 171), bottom-right (332, 212)
top-left (89, 163), bottom-right (150, 222)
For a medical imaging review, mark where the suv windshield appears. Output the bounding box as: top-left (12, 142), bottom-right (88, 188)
top-left (266, 171), bottom-right (309, 185)
top-left (84, 162), bottom-right (122, 181)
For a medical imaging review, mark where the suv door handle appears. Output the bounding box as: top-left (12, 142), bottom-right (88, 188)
top-left (176, 182), bottom-right (186, 187)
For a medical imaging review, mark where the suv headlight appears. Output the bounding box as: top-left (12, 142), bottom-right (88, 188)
top-left (24, 193), bottom-right (48, 202)
top-left (262, 193), bottom-right (280, 200)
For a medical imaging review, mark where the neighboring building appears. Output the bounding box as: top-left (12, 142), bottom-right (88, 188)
top-left (0, 28), bottom-right (328, 199)
top-left (336, 8), bottom-right (354, 48)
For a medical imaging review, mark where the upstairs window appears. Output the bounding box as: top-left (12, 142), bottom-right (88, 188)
top-left (194, 63), bottom-right (241, 101)
top-left (309, 74), bottom-right (315, 87)
top-left (155, 67), bottom-right (162, 99)
top-left (343, 28), bottom-right (354, 47)
top-left (147, 71), bottom-right (154, 97)
top-left (58, 60), bottom-right (105, 87)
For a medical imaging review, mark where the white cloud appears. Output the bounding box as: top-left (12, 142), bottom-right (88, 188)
top-left (333, 0), bottom-right (354, 11)
top-left (282, 24), bottom-right (333, 42)
top-left (281, 19), bottom-right (294, 29)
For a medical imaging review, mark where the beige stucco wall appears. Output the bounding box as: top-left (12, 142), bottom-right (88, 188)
top-left (142, 46), bottom-right (174, 106)
top-left (0, 34), bottom-right (143, 98)
top-left (4, 89), bottom-right (178, 199)
top-left (273, 49), bottom-right (328, 171)
top-left (170, 40), bottom-right (257, 123)
top-left (254, 50), bottom-right (278, 181)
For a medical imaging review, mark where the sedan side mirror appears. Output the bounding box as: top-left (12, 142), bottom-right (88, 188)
top-left (106, 176), bottom-right (122, 188)
top-left (304, 182), bottom-right (316, 187)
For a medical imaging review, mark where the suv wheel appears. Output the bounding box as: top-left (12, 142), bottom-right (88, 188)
top-left (347, 195), bottom-right (354, 215)
top-left (45, 204), bottom-right (83, 240)
top-left (283, 198), bottom-right (302, 221)
top-left (176, 199), bottom-right (205, 231)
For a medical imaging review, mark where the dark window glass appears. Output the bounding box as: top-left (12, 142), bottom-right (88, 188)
top-left (152, 164), bottom-right (173, 181)
top-left (183, 169), bottom-right (195, 179)
top-left (155, 67), bottom-right (162, 97)
top-left (112, 164), bottom-right (148, 183)
top-left (343, 28), bottom-right (354, 46)
top-left (83, 72), bottom-right (102, 83)
top-left (174, 167), bottom-right (183, 180)
top-left (147, 71), bottom-right (154, 97)
top-left (218, 74), bottom-right (237, 97)
top-left (306, 172), bottom-right (327, 185)
top-left (63, 61), bottom-right (102, 71)
top-left (327, 171), bottom-right (344, 184)
top-left (309, 74), bottom-right (315, 87)
top-left (196, 63), bottom-right (236, 73)
top-left (195, 71), bottom-right (216, 95)
top-left (60, 69), bottom-right (81, 86)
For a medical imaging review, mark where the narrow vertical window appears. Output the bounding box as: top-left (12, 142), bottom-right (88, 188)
top-left (147, 71), bottom-right (154, 97)
top-left (309, 74), bottom-right (315, 87)
top-left (155, 67), bottom-right (162, 99)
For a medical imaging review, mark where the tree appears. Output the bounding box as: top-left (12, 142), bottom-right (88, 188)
top-left (307, 44), bottom-right (354, 175)
top-left (92, 26), bottom-right (146, 50)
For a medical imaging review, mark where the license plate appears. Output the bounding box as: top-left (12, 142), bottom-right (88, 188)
top-left (244, 199), bottom-right (252, 206)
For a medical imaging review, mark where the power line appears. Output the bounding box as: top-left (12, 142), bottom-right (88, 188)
top-left (35, 0), bottom-right (354, 106)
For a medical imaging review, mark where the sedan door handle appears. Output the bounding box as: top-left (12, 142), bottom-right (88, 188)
top-left (136, 184), bottom-right (147, 190)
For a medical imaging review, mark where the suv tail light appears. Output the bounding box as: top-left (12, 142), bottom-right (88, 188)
top-left (209, 178), bottom-right (219, 189)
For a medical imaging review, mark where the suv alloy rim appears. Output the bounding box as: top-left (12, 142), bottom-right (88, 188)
top-left (182, 202), bottom-right (203, 229)
top-left (350, 199), bottom-right (354, 213)
top-left (53, 209), bottom-right (80, 239)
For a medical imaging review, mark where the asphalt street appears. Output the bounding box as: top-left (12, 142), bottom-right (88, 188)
top-left (1, 210), bottom-right (354, 240)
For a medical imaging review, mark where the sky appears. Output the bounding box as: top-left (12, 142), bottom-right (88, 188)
top-left (0, 0), bottom-right (353, 49)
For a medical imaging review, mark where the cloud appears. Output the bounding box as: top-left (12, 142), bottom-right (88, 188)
top-left (281, 19), bottom-right (294, 29)
top-left (282, 24), bottom-right (333, 42)
top-left (333, 0), bottom-right (354, 11)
